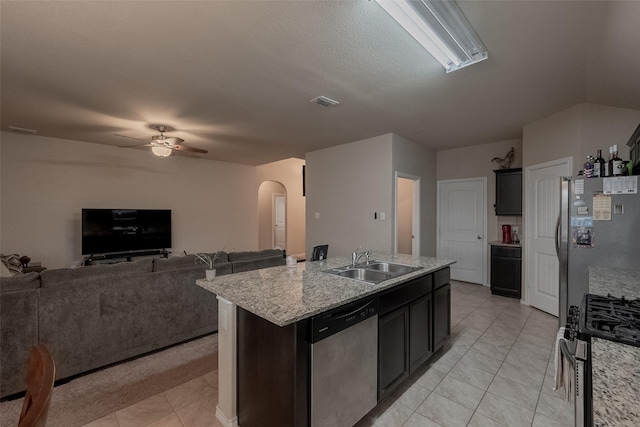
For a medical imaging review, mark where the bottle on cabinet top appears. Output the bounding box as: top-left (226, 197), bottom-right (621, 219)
top-left (583, 156), bottom-right (594, 178)
top-left (610, 145), bottom-right (624, 176)
top-left (594, 149), bottom-right (605, 177)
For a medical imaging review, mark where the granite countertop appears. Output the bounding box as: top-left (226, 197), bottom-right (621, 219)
top-left (489, 240), bottom-right (522, 248)
top-left (196, 253), bottom-right (455, 327)
top-left (589, 267), bottom-right (640, 427)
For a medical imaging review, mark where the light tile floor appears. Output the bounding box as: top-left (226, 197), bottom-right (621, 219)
top-left (356, 280), bottom-right (573, 427)
top-left (80, 280), bottom-right (571, 427)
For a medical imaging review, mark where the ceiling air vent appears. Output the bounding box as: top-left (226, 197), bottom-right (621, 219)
top-left (310, 96), bottom-right (340, 108)
top-left (8, 126), bottom-right (38, 135)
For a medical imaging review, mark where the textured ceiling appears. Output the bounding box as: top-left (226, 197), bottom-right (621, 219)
top-left (1, 1), bottom-right (639, 165)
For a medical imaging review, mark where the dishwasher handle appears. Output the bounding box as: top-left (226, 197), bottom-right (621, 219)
top-left (310, 297), bottom-right (378, 344)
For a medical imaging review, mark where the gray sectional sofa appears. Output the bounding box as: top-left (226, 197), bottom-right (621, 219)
top-left (0, 249), bottom-right (285, 398)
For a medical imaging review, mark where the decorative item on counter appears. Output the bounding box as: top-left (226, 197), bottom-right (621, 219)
top-left (194, 249), bottom-right (226, 281)
top-left (286, 255), bottom-right (297, 267)
top-left (491, 147), bottom-right (515, 169)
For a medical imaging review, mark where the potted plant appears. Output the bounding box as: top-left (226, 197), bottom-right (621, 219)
top-left (194, 249), bottom-right (225, 280)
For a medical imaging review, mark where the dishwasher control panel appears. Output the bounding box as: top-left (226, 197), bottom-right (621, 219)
top-left (310, 297), bottom-right (378, 343)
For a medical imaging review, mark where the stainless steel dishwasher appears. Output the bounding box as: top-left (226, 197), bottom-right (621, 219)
top-left (310, 297), bottom-right (378, 427)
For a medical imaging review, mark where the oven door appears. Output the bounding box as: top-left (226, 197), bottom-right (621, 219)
top-left (560, 338), bottom-right (588, 426)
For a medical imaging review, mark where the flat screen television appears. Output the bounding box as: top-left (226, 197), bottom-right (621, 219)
top-left (82, 209), bottom-right (172, 255)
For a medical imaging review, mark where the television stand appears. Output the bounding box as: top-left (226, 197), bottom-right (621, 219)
top-left (84, 249), bottom-right (169, 266)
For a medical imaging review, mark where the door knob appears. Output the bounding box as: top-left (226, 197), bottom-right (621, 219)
top-left (477, 236), bottom-right (482, 240)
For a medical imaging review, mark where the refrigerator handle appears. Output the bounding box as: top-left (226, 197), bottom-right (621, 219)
top-left (555, 214), bottom-right (561, 259)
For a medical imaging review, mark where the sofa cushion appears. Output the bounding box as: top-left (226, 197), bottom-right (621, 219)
top-left (153, 253), bottom-right (230, 272)
top-left (0, 272), bottom-right (41, 293)
top-left (0, 262), bottom-right (12, 277)
top-left (229, 250), bottom-right (286, 273)
top-left (228, 249), bottom-right (283, 262)
top-left (40, 258), bottom-right (153, 287)
top-left (153, 255), bottom-right (199, 272)
top-left (1, 284), bottom-right (39, 397)
top-left (0, 254), bottom-right (23, 275)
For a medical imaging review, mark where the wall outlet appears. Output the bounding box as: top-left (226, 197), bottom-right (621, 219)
top-left (314, 212), bottom-right (320, 219)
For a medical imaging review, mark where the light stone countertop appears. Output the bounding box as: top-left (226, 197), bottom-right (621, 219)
top-left (489, 240), bottom-right (522, 248)
top-left (196, 253), bottom-right (455, 327)
top-left (589, 267), bottom-right (640, 427)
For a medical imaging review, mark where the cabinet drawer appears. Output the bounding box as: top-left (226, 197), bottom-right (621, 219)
top-left (379, 275), bottom-right (432, 316)
top-left (491, 245), bottom-right (521, 258)
top-left (433, 267), bottom-right (450, 290)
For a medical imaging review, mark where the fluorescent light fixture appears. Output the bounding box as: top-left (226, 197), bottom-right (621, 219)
top-left (151, 146), bottom-right (173, 158)
top-left (375, 0), bottom-right (488, 72)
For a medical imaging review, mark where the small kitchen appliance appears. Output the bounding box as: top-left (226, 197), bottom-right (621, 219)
top-left (501, 224), bottom-right (512, 244)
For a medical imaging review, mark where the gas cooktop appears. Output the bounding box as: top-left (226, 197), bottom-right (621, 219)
top-left (580, 294), bottom-right (640, 347)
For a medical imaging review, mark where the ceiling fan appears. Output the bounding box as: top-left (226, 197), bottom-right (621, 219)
top-left (117, 125), bottom-right (208, 158)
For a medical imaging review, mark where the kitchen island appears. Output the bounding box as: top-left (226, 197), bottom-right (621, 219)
top-left (196, 253), bottom-right (454, 427)
top-left (589, 267), bottom-right (640, 427)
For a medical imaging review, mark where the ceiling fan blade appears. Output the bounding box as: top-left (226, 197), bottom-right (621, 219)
top-left (118, 143), bottom-right (153, 148)
top-left (115, 133), bottom-right (150, 142)
top-left (171, 144), bottom-right (208, 154)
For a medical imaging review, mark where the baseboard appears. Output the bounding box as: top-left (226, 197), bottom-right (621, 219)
top-left (216, 406), bottom-right (239, 427)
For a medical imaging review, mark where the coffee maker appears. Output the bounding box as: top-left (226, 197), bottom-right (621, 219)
top-left (502, 225), bottom-right (512, 244)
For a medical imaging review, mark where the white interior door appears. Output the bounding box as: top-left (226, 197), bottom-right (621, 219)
top-left (525, 158), bottom-right (571, 316)
top-left (437, 178), bottom-right (486, 284)
top-left (273, 195), bottom-right (286, 249)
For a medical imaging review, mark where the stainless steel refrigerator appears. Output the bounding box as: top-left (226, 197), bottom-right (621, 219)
top-left (558, 176), bottom-right (640, 324)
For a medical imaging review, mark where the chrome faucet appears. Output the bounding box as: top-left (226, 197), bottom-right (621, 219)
top-left (352, 247), bottom-right (372, 266)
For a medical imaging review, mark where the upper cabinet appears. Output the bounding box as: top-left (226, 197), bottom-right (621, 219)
top-left (494, 168), bottom-right (522, 216)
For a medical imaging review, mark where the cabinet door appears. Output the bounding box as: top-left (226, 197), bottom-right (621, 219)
top-left (433, 284), bottom-right (451, 351)
top-left (490, 255), bottom-right (522, 299)
top-left (378, 306), bottom-right (409, 399)
top-left (409, 294), bottom-right (433, 372)
top-left (495, 169), bottom-right (522, 215)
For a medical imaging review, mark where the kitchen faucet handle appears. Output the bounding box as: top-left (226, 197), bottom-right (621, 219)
top-left (352, 246), bottom-right (363, 265)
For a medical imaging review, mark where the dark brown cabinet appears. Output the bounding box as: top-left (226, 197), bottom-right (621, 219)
top-left (409, 293), bottom-right (433, 372)
top-left (490, 245), bottom-right (522, 299)
top-left (494, 168), bottom-right (522, 215)
top-left (378, 268), bottom-right (451, 399)
top-left (433, 283), bottom-right (451, 351)
top-left (378, 306), bottom-right (410, 399)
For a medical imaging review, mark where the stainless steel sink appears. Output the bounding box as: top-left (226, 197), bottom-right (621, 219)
top-left (322, 261), bottom-right (423, 284)
top-left (334, 268), bottom-right (390, 283)
top-left (365, 262), bottom-right (421, 274)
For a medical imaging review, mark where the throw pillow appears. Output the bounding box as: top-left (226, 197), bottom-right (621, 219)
top-left (0, 254), bottom-right (23, 276)
top-left (0, 261), bottom-right (13, 277)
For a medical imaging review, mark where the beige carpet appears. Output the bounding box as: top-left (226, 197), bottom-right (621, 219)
top-left (0, 334), bottom-right (218, 427)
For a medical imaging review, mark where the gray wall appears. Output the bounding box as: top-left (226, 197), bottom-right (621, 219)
top-left (0, 132), bottom-right (260, 268)
top-left (305, 133), bottom-right (436, 259)
top-left (391, 134), bottom-right (437, 257)
top-left (305, 134), bottom-right (393, 258)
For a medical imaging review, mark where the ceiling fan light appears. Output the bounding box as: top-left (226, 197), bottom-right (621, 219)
top-left (151, 146), bottom-right (173, 158)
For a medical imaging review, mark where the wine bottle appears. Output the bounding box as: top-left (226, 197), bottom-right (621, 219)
top-left (611, 144), bottom-right (623, 176)
top-left (604, 146), bottom-right (612, 177)
top-left (593, 149), bottom-right (604, 177)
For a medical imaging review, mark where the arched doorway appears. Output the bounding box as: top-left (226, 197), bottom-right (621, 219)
top-left (258, 181), bottom-right (287, 250)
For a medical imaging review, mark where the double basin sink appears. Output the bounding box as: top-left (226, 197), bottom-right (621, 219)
top-left (322, 261), bottom-right (423, 284)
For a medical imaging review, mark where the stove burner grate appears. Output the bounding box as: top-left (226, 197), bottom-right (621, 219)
top-left (583, 294), bottom-right (640, 346)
